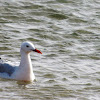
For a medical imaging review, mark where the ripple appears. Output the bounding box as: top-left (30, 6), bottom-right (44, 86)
top-left (49, 13), bottom-right (67, 20)
top-left (0, 47), bottom-right (11, 50)
top-left (43, 73), bottom-right (56, 78)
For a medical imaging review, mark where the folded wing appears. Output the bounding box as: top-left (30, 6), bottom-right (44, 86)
top-left (0, 63), bottom-right (16, 76)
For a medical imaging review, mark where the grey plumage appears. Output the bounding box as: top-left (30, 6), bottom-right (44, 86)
top-left (0, 63), bottom-right (16, 76)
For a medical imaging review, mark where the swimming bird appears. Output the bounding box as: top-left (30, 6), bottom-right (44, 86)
top-left (0, 41), bottom-right (42, 82)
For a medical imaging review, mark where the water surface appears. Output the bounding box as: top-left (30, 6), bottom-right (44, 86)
top-left (0, 0), bottom-right (100, 100)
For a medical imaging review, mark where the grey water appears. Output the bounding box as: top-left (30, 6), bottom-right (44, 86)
top-left (0, 0), bottom-right (100, 100)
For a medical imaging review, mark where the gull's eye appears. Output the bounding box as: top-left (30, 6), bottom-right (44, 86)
top-left (26, 45), bottom-right (29, 48)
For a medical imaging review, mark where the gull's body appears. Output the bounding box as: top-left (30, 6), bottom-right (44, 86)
top-left (0, 41), bottom-right (42, 82)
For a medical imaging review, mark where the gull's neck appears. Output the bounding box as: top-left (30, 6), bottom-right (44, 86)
top-left (18, 50), bottom-right (34, 81)
top-left (20, 50), bottom-right (33, 71)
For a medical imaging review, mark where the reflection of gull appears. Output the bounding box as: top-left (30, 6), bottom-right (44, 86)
top-left (0, 41), bottom-right (42, 82)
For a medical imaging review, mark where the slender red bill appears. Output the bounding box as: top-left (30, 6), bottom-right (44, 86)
top-left (34, 49), bottom-right (42, 54)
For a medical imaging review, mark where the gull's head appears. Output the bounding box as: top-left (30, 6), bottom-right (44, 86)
top-left (21, 41), bottom-right (42, 54)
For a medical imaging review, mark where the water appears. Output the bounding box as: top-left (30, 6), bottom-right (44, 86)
top-left (0, 0), bottom-right (100, 100)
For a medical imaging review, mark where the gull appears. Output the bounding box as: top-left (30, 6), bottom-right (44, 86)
top-left (0, 41), bottom-right (42, 82)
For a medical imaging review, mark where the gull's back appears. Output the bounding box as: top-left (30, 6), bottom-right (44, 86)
top-left (0, 63), bottom-right (16, 76)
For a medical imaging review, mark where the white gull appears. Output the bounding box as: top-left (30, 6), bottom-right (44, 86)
top-left (0, 41), bottom-right (42, 82)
